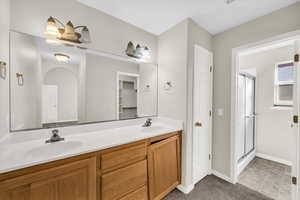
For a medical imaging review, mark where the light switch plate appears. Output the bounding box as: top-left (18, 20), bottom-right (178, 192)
top-left (217, 108), bottom-right (224, 116)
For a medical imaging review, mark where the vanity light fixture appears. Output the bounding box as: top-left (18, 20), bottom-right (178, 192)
top-left (125, 41), bottom-right (150, 59)
top-left (45, 16), bottom-right (91, 44)
top-left (0, 61), bottom-right (7, 80)
top-left (54, 53), bottom-right (70, 62)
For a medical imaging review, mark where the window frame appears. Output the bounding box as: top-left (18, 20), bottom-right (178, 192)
top-left (274, 60), bottom-right (294, 107)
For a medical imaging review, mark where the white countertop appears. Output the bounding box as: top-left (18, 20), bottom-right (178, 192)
top-left (0, 117), bottom-right (183, 174)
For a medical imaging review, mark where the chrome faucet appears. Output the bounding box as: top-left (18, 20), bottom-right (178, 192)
top-left (46, 129), bottom-right (64, 143)
top-left (143, 118), bottom-right (152, 127)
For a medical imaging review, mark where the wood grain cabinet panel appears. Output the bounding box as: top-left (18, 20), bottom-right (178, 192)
top-left (148, 136), bottom-right (181, 200)
top-left (0, 157), bottom-right (96, 200)
top-left (101, 160), bottom-right (148, 200)
top-left (100, 142), bottom-right (147, 172)
top-left (119, 186), bottom-right (148, 200)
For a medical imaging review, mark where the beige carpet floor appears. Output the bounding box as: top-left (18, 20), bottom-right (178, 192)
top-left (238, 157), bottom-right (291, 200)
top-left (164, 175), bottom-right (272, 200)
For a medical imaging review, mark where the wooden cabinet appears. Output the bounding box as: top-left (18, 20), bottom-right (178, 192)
top-left (0, 157), bottom-right (96, 200)
top-left (101, 160), bottom-right (148, 200)
top-left (148, 136), bottom-right (181, 200)
top-left (100, 141), bottom-right (147, 173)
top-left (0, 131), bottom-right (181, 200)
top-left (119, 186), bottom-right (148, 200)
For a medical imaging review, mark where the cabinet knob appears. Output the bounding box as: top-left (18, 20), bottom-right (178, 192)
top-left (195, 122), bottom-right (202, 127)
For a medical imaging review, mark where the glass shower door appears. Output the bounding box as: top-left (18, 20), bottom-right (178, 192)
top-left (245, 76), bottom-right (255, 155)
top-left (238, 73), bottom-right (256, 161)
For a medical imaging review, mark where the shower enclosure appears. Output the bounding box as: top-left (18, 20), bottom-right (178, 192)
top-left (237, 73), bottom-right (256, 162)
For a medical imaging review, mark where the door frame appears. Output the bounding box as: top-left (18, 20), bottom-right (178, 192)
top-left (230, 29), bottom-right (300, 199)
top-left (192, 44), bottom-right (213, 184)
top-left (116, 72), bottom-right (140, 120)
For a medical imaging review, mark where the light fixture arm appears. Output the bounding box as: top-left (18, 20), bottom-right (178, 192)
top-left (51, 16), bottom-right (65, 28)
top-left (74, 25), bottom-right (87, 30)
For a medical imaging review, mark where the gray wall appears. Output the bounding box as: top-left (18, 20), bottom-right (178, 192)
top-left (158, 18), bottom-right (212, 188)
top-left (240, 45), bottom-right (295, 164)
top-left (0, 0), bottom-right (10, 139)
top-left (158, 19), bottom-right (189, 186)
top-left (212, 2), bottom-right (300, 177)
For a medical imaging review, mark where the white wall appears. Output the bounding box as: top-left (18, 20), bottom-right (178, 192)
top-left (85, 53), bottom-right (139, 122)
top-left (240, 45), bottom-right (295, 164)
top-left (213, 2), bottom-right (300, 177)
top-left (10, 32), bottom-right (42, 131)
top-left (158, 18), bottom-right (212, 188)
top-left (0, 0), bottom-right (10, 139)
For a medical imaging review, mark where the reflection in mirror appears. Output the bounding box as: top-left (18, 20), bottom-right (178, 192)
top-left (10, 31), bottom-right (158, 131)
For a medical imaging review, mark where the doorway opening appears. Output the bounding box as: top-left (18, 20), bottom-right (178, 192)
top-left (116, 72), bottom-right (140, 120)
top-left (231, 33), bottom-right (300, 200)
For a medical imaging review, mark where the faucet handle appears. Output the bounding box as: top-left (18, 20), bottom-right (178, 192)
top-left (52, 129), bottom-right (59, 135)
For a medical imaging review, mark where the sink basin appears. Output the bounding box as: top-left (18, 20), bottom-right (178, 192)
top-left (25, 141), bottom-right (82, 159)
top-left (141, 125), bottom-right (165, 133)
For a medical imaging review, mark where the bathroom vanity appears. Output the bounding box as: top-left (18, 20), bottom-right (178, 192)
top-left (1, 30), bottom-right (182, 200)
top-left (0, 118), bottom-right (182, 200)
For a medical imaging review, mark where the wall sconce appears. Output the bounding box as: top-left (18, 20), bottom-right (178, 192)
top-left (126, 41), bottom-right (150, 59)
top-left (0, 61), bottom-right (7, 80)
top-left (16, 73), bottom-right (24, 86)
top-left (45, 16), bottom-right (91, 44)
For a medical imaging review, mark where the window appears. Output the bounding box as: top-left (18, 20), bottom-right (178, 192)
top-left (274, 61), bottom-right (294, 106)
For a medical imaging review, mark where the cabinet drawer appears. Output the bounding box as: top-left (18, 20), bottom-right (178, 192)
top-left (101, 160), bottom-right (147, 200)
top-left (119, 186), bottom-right (148, 200)
top-left (100, 143), bottom-right (147, 172)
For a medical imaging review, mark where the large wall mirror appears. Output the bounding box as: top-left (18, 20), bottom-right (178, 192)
top-left (10, 31), bottom-right (158, 131)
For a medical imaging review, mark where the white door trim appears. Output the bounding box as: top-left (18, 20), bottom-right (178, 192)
top-left (192, 44), bottom-right (213, 184)
top-left (230, 29), bottom-right (300, 200)
top-left (294, 39), bottom-right (300, 200)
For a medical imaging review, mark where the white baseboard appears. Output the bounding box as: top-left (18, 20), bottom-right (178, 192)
top-left (256, 153), bottom-right (292, 166)
top-left (211, 170), bottom-right (233, 183)
top-left (176, 184), bottom-right (194, 194)
top-left (237, 150), bottom-right (256, 176)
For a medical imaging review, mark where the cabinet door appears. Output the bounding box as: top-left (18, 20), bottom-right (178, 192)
top-left (148, 136), bottom-right (181, 200)
top-left (0, 157), bottom-right (96, 200)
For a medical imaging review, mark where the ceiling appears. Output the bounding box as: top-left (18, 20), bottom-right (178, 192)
top-left (77, 0), bottom-right (300, 35)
